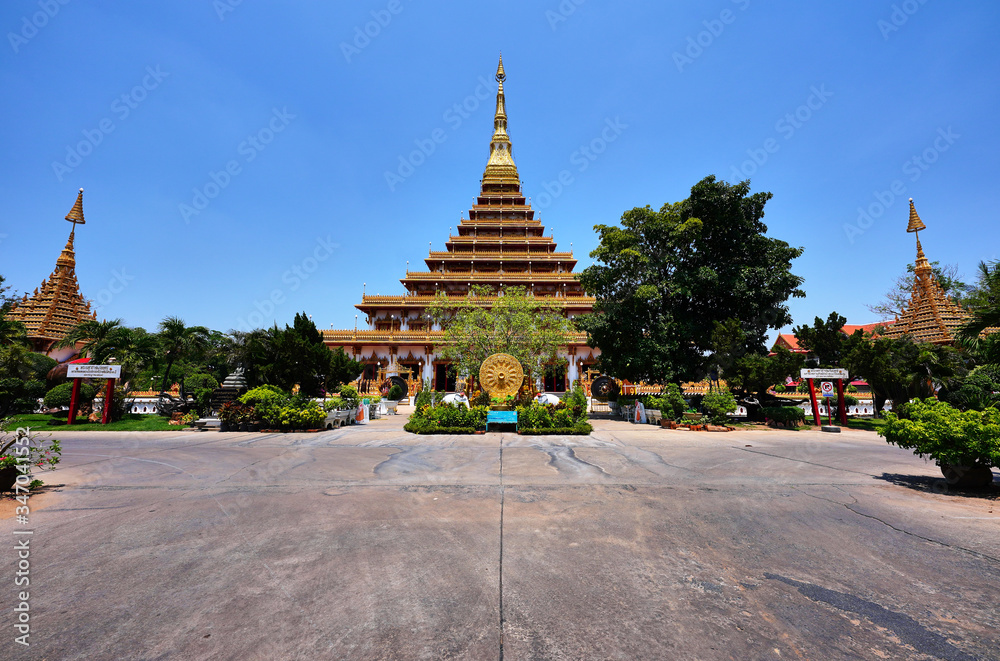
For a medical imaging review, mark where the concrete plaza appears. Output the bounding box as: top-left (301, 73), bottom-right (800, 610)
top-left (2, 413), bottom-right (998, 660)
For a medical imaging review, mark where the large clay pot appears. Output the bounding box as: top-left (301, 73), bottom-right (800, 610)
top-left (941, 464), bottom-right (995, 490)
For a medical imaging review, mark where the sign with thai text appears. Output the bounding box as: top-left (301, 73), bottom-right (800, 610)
top-left (800, 368), bottom-right (849, 380)
top-left (67, 364), bottom-right (121, 378)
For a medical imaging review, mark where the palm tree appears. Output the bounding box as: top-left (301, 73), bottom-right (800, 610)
top-left (957, 260), bottom-right (1000, 365)
top-left (157, 316), bottom-right (210, 392)
top-left (102, 327), bottom-right (158, 384)
top-left (55, 319), bottom-right (123, 358)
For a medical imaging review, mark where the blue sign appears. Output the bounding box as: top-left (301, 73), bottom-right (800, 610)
top-left (487, 411), bottom-right (518, 428)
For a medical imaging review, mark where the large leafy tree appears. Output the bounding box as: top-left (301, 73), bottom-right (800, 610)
top-left (157, 316), bottom-right (210, 392)
top-left (577, 176), bottom-right (805, 384)
top-left (429, 285), bottom-right (575, 382)
top-left (327, 347), bottom-right (363, 390)
top-left (793, 311), bottom-right (848, 367)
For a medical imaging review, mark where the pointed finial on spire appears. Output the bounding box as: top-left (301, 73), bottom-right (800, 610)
top-left (496, 53), bottom-right (506, 83)
top-left (906, 198), bottom-right (926, 233)
top-left (66, 188), bottom-right (86, 225)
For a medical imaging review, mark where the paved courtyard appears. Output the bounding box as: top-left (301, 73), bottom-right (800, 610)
top-left (2, 413), bottom-right (998, 660)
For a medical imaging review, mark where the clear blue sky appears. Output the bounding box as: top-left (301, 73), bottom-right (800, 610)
top-left (2, 1), bottom-right (997, 338)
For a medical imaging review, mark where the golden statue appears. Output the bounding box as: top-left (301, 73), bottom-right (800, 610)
top-left (479, 353), bottom-right (524, 399)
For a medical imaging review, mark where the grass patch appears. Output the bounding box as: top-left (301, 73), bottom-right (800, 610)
top-left (8, 413), bottom-right (179, 432)
top-left (846, 418), bottom-right (886, 432)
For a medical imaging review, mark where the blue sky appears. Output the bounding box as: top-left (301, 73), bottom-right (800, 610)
top-left (1, 1), bottom-right (997, 339)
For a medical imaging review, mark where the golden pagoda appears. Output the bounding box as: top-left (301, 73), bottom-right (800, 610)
top-left (324, 56), bottom-right (598, 393)
top-left (883, 199), bottom-right (972, 344)
top-left (9, 189), bottom-right (97, 354)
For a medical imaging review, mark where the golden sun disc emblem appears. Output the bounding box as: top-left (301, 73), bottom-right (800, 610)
top-left (479, 353), bottom-right (524, 399)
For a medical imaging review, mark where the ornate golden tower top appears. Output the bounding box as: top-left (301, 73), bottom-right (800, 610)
top-left (884, 198), bottom-right (971, 344)
top-left (8, 189), bottom-right (96, 350)
top-left (482, 54), bottom-right (520, 192)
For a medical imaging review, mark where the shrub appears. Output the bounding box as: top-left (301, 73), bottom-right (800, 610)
top-left (44, 382), bottom-right (96, 409)
top-left (761, 406), bottom-right (805, 426)
top-left (387, 384), bottom-right (404, 401)
top-left (701, 389), bottom-right (738, 424)
top-left (941, 366), bottom-right (1000, 412)
top-left (239, 385), bottom-right (285, 407)
top-left (879, 399), bottom-right (1000, 468)
top-left (323, 396), bottom-right (347, 411)
top-left (339, 385), bottom-right (360, 409)
top-left (660, 383), bottom-right (687, 420)
top-left (0, 422), bottom-right (62, 488)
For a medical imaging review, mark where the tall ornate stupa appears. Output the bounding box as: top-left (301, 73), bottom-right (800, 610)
top-left (323, 56), bottom-right (598, 393)
top-left (9, 189), bottom-right (97, 355)
top-left (883, 199), bottom-right (972, 344)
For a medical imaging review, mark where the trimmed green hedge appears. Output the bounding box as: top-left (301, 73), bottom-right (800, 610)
top-left (761, 406), bottom-right (805, 424)
top-left (404, 420), bottom-right (476, 435)
top-left (519, 422), bottom-right (593, 435)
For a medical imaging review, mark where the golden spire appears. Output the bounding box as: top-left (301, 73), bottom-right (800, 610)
top-left (482, 54), bottom-right (520, 191)
top-left (906, 198), bottom-right (926, 233)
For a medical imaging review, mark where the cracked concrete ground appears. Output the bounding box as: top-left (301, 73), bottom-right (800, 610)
top-left (2, 413), bottom-right (998, 660)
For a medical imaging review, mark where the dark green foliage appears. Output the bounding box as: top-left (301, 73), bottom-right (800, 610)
top-left (327, 347), bottom-right (363, 389)
top-left (44, 382), bottom-right (96, 409)
top-left (879, 399), bottom-right (1000, 468)
top-left (941, 365), bottom-right (1000, 412)
top-left (184, 372), bottom-right (219, 415)
top-left (761, 406), bottom-right (806, 425)
top-left (387, 384), bottom-right (404, 401)
top-left (793, 312), bottom-right (848, 367)
top-left (842, 334), bottom-right (967, 413)
top-left (701, 389), bottom-right (738, 424)
top-left (406, 403), bottom-right (487, 434)
top-left (0, 378), bottom-right (46, 416)
top-left (577, 176), bottom-right (804, 384)
top-left (727, 346), bottom-right (805, 399)
top-left (518, 423), bottom-right (593, 435)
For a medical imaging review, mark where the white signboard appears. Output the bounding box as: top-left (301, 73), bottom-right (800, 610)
top-left (820, 381), bottom-right (836, 398)
top-left (67, 364), bottom-right (122, 379)
top-left (800, 368), bottom-right (849, 380)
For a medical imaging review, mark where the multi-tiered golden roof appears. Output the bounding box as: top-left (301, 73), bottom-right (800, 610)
top-left (883, 199), bottom-right (972, 344)
top-left (327, 56), bottom-right (594, 348)
top-left (8, 189), bottom-right (96, 352)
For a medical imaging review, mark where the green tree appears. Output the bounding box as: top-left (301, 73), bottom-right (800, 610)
top-left (55, 318), bottom-right (124, 358)
top-left (726, 347), bottom-right (805, 402)
top-left (793, 311), bottom-right (848, 367)
top-left (253, 313), bottom-right (336, 396)
top-left (957, 260), bottom-right (1000, 365)
top-left (428, 285), bottom-right (575, 383)
top-left (577, 176), bottom-right (805, 384)
top-left (842, 333), bottom-right (967, 413)
top-left (327, 347), bottom-right (363, 390)
top-left (157, 316), bottom-right (210, 392)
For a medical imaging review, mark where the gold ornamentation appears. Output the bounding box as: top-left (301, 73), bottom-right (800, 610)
top-left (479, 353), bottom-right (524, 399)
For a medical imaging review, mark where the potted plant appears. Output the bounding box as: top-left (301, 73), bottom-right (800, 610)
top-left (879, 399), bottom-right (999, 489)
top-left (0, 422), bottom-right (62, 492)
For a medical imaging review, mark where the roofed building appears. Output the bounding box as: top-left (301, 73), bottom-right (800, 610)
top-left (323, 56), bottom-right (599, 394)
top-left (883, 199), bottom-right (975, 344)
top-left (8, 189), bottom-right (96, 358)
